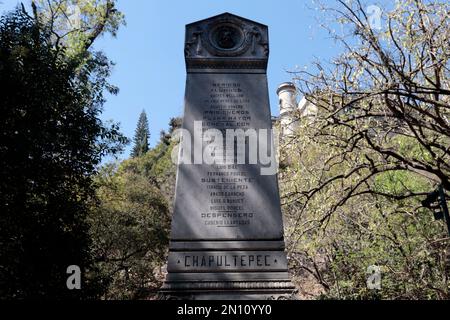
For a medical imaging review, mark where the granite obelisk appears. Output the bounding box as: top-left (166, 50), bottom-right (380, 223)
top-left (161, 13), bottom-right (294, 299)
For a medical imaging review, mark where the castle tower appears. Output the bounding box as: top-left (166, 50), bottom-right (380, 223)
top-left (276, 82), bottom-right (298, 137)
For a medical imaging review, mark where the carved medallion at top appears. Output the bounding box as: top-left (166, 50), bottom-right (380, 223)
top-left (184, 13), bottom-right (269, 64)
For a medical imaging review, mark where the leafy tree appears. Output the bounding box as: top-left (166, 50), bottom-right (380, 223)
top-left (90, 162), bottom-right (170, 299)
top-left (293, 0), bottom-right (450, 201)
top-left (90, 124), bottom-right (179, 299)
top-left (280, 123), bottom-right (448, 299)
top-left (131, 110), bottom-right (150, 158)
top-left (280, 0), bottom-right (450, 299)
top-left (29, 0), bottom-right (125, 66)
top-left (0, 7), bottom-right (126, 299)
top-left (160, 117), bottom-right (182, 146)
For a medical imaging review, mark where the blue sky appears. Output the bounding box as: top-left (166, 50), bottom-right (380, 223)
top-left (1, 0), bottom-right (340, 159)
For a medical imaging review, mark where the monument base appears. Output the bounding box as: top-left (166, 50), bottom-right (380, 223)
top-left (160, 276), bottom-right (296, 300)
top-left (160, 240), bottom-right (296, 300)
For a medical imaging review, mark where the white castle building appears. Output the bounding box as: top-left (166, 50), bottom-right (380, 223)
top-left (276, 82), bottom-right (317, 137)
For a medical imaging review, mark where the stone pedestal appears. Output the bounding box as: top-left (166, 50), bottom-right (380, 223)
top-left (160, 13), bottom-right (295, 300)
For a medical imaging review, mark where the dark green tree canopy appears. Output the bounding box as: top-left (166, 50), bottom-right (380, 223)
top-left (0, 8), bottom-right (126, 299)
top-left (131, 110), bottom-right (150, 158)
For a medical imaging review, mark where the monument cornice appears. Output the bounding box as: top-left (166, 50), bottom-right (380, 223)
top-left (186, 58), bottom-right (268, 71)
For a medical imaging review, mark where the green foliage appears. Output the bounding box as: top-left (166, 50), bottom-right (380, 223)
top-left (89, 162), bottom-right (170, 299)
top-left (32, 0), bottom-right (125, 65)
top-left (131, 110), bottom-right (150, 158)
top-left (90, 124), bottom-right (179, 299)
top-left (284, 0), bottom-right (450, 299)
top-left (0, 8), bottom-right (126, 299)
top-left (281, 117), bottom-right (449, 300)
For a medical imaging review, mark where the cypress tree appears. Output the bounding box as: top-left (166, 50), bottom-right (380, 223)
top-left (131, 110), bottom-right (150, 157)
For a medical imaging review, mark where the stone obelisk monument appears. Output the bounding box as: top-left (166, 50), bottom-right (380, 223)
top-left (161, 13), bottom-right (294, 299)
